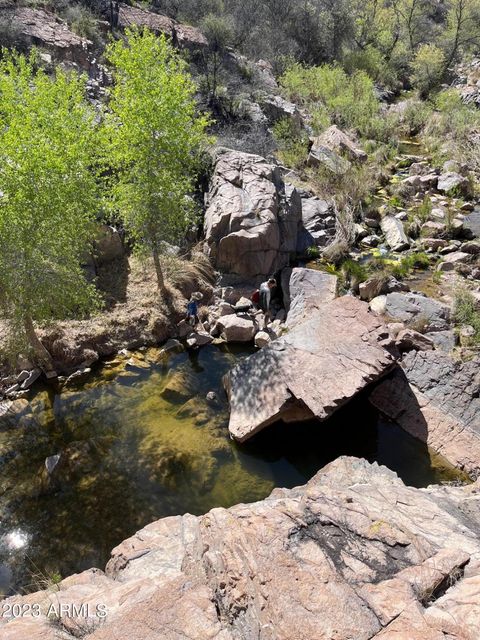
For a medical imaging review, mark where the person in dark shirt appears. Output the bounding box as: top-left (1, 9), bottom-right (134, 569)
top-left (186, 292), bottom-right (203, 326)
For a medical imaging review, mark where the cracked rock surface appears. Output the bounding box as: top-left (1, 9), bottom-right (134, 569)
top-left (1, 457), bottom-right (480, 639)
top-left (225, 296), bottom-right (397, 442)
top-left (370, 350), bottom-right (480, 477)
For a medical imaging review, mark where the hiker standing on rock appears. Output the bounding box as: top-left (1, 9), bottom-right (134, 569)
top-left (259, 278), bottom-right (276, 329)
top-left (186, 291), bottom-right (203, 327)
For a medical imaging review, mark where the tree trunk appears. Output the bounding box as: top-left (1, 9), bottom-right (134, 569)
top-left (23, 315), bottom-right (53, 369)
top-left (152, 246), bottom-right (166, 295)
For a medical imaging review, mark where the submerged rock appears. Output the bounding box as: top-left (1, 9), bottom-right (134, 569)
top-left (4, 456), bottom-right (480, 640)
top-left (225, 296), bottom-right (396, 442)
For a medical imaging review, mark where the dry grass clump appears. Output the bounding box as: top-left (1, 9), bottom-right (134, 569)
top-left (162, 245), bottom-right (216, 298)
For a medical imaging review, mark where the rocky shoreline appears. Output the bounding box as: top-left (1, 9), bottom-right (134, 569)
top-left (1, 456), bottom-right (480, 639)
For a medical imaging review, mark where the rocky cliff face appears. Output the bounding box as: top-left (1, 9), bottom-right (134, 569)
top-left (1, 457), bottom-right (480, 639)
top-left (0, 5), bottom-right (92, 67)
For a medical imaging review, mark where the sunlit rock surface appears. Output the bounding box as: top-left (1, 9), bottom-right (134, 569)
top-left (225, 296), bottom-right (396, 442)
top-left (1, 457), bottom-right (480, 639)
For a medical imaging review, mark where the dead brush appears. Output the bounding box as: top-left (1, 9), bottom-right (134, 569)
top-left (162, 247), bottom-right (215, 298)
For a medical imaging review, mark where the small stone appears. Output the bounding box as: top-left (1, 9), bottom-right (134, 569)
top-left (162, 339), bottom-right (184, 355)
top-left (460, 324), bottom-right (475, 338)
top-left (254, 331), bottom-right (271, 348)
top-left (387, 322), bottom-right (405, 338)
top-left (396, 329), bottom-right (435, 352)
top-left (369, 295), bottom-right (387, 315)
top-left (20, 368), bottom-right (42, 390)
top-left (186, 331), bottom-right (213, 348)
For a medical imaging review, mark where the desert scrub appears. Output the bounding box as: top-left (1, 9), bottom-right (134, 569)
top-left (453, 289), bottom-right (480, 345)
top-left (272, 118), bottom-right (309, 169)
top-left (279, 64), bottom-right (382, 139)
top-left (410, 196), bottom-right (432, 224)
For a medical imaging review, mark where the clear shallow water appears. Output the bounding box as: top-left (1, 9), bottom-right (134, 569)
top-left (0, 344), bottom-right (467, 596)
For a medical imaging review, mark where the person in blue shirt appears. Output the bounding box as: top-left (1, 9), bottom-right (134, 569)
top-left (186, 292), bottom-right (203, 326)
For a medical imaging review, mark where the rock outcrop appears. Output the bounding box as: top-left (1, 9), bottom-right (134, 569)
top-left (118, 3), bottom-right (208, 50)
top-left (204, 149), bottom-right (301, 280)
top-left (296, 195), bottom-right (335, 252)
top-left (225, 296), bottom-right (397, 442)
top-left (1, 6), bottom-right (91, 67)
top-left (370, 350), bottom-right (480, 476)
top-left (2, 457), bottom-right (480, 640)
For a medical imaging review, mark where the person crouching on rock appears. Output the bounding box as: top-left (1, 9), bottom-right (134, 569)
top-left (259, 278), bottom-right (276, 329)
top-left (186, 292), bottom-right (203, 328)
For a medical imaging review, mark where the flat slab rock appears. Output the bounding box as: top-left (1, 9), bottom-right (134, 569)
top-left (225, 296), bottom-right (397, 442)
top-left (2, 457), bottom-right (480, 640)
top-left (370, 350), bottom-right (480, 476)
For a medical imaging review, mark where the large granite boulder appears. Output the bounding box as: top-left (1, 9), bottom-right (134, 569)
top-left (314, 125), bottom-right (367, 162)
top-left (370, 350), bottom-right (480, 476)
top-left (437, 171), bottom-right (472, 198)
top-left (281, 267), bottom-right (337, 326)
top-left (204, 149), bottom-right (301, 279)
top-left (307, 143), bottom-right (351, 174)
top-left (384, 292), bottom-right (451, 331)
top-left (225, 296), bottom-right (397, 442)
top-left (216, 314), bottom-right (257, 342)
top-left (2, 457), bottom-right (480, 640)
top-left (259, 94), bottom-right (303, 128)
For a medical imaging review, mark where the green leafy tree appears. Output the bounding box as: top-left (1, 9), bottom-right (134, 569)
top-left (0, 52), bottom-right (100, 368)
top-left (443, 0), bottom-right (480, 71)
top-left (411, 43), bottom-right (445, 96)
top-left (105, 29), bottom-right (211, 294)
top-left (200, 13), bottom-right (234, 107)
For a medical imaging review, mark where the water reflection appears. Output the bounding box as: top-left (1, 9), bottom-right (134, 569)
top-left (0, 344), bottom-right (467, 596)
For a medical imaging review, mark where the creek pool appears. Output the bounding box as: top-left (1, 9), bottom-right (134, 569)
top-left (0, 344), bottom-right (466, 596)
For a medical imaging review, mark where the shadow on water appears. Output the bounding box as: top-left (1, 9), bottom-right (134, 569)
top-left (0, 344), bottom-right (466, 596)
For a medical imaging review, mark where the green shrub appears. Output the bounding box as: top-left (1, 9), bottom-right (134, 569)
top-left (305, 245), bottom-right (320, 260)
top-left (411, 196), bottom-right (432, 223)
top-left (343, 45), bottom-right (398, 90)
top-left (341, 258), bottom-right (368, 284)
top-left (411, 44), bottom-right (445, 97)
top-left (401, 99), bottom-right (433, 135)
top-left (63, 4), bottom-right (102, 47)
top-left (279, 63), bottom-right (382, 139)
top-left (453, 289), bottom-right (480, 344)
top-left (272, 117), bottom-right (309, 168)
